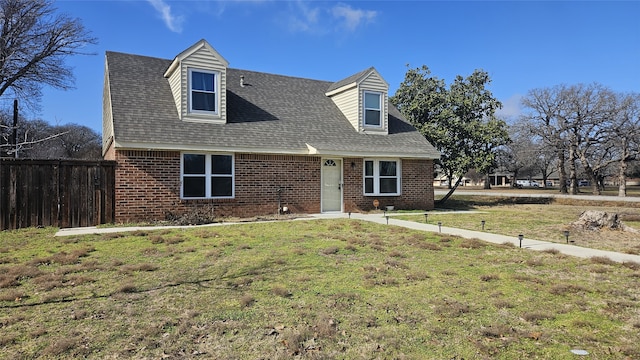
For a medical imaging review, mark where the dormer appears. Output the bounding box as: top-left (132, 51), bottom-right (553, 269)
top-left (326, 67), bottom-right (389, 135)
top-left (164, 39), bottom-right (229, 124)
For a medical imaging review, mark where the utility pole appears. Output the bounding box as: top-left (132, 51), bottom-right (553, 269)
top-left (12, 99), bottom-right (18, 158)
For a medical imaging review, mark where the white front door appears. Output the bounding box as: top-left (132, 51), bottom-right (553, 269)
top-left (321, 159), bottom-right (342, 212)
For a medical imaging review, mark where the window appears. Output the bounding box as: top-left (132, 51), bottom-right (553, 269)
top-left (189, 69), bottom-right (218, 114)
top-left (182, 153), bottom-right (233, 198)
top-left (364, 159), bottom-right (400, 195)
top-left (364, 91), bottom-right (381, 127)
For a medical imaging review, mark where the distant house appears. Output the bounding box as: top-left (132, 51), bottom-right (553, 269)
top-left (102, 39), bottom-right (440, 223)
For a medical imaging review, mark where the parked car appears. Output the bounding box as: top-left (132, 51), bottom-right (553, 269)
top-left (516, 180), bottom-right (539, 188)
top-left (578, 180), bottom-right (590, 187)
top-left (546, 181), bottom-right (553, 187)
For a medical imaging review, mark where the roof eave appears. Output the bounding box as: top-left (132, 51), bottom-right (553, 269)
top-left (306, 143), bottom-right (440, 160)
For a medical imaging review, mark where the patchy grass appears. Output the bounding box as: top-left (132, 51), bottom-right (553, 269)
top-left (397, 196), bottom-right (640, 254)
top-left (0, 220), bottom-right (639, 358)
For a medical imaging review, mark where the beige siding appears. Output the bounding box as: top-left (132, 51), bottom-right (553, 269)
top-left (102, 60), bottom-right (114, 154)
top-left (167, 66), bottom-right (181, 118)
top-left (180, 46), bottom-right (227, 122)
top-left (359, 72), bottom-right (389, 135)
top-left (330, 87), bottom-right (359, 131)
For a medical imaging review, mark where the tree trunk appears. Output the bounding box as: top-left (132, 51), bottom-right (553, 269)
top-left (557, 148), bottom-right (568, 194)
top-left (446, 170), bottom-right (454, 190)
top-left (619, 157), bottom-right (628, 197)
top-left (483, 173), bottom-right (491, 189)
top-left (568, 144), bottom-right (578, 195)
top-left (437, 177), bottom-right (463, 206)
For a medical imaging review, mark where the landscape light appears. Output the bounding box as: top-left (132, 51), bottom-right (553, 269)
top-left (438, 222), bottom-right (442, 233)
top-left (481, 220), bottom-right (486, 231)
top-left (518, 234), bottom-right (524, 248)
top-left (424, 213), bottom-right (428, 223)
top-left (564, 230), bottom-right (570, 244)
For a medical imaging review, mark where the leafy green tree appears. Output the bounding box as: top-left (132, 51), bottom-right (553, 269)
top-left (391, 66), bottom-right (507, 203)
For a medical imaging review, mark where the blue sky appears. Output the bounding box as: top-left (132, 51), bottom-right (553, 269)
top-left (26, 0), bottom-right (640, 133)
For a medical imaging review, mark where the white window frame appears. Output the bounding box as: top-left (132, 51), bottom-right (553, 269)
top-left (363, 159), bottom-right (401, 196)
top-left (181, 153), bottom-right (234, 199)
top-left (188, 68), bottom-right (219, 116)
top-left (363, 91), bottom-right (382, 127)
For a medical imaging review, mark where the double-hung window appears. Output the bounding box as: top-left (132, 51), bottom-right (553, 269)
top-left (182, 153), bottom-right (234, 199)
top-left (189, 69), bottom-right (218, 114)
top-left (364, 159), bottom-right (400, 196)
top-left (363, 91), bottom-right (382, 127)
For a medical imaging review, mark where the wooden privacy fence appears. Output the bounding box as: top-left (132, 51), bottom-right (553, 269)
top-left (0, 159), bottom-right (116, 230)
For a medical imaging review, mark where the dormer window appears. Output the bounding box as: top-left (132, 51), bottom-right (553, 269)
top-left (189, 68), bottom-right (218, 114)
top-left (364, 91), bottom-right (381, 127)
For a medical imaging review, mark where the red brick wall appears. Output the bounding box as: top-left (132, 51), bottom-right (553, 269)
top-left (343, 158), bottom-right (434, 212)
top-left (112, 150), bottom-right (434, 223)
top-left (114, 150), bottom-right (181, 222)
top-left (112, 151), bottom-right (322, 222)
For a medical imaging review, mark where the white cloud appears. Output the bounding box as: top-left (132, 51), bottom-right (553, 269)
top-left (496, 94), bottom-right (523, 121)
top-left (146, 0), bottom-right (185, 33)
top-left (285, 1), bottom-right (377, 34)
top-left (330, 3), bottom-right (377, 31)
top-left (287, 0), bottom-right (322, 33)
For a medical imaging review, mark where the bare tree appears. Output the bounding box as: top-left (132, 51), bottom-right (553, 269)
top-left (0, 0), bottom-right (97, 106)
top-left (521, 86), bottom-right (571, 193)
top-left (608, 92), bottom-right (640, 196)
top-left (1, 112), bottom-right (100, 159)
top-left (564, 84), bottom-right (617, 195)
top-left (0, 0), bottom-right (96, 156)
top-left (500, 122), bottom-right (533, 185)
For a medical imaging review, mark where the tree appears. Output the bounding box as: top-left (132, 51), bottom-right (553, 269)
top-left (0, 112), bottom-right (101, 159)
top-left (501, 121), bottom-right (556, 187)
top-left (608, 92), bottom-right (640, 196)
top-left (0, 0), bottom-right (97, 106)
top-left (563, 83), bottom-right (618, 195)
top-left (391, 66), bottom-right (506, 203)
top-left (475, 116), bottom-right (510, 189)
top-left (521, 86), bottom-right (571, 194)
top-left (521, 84), bottom-right (640, 196)
top-left (0, 0), bottom-right (96, 157)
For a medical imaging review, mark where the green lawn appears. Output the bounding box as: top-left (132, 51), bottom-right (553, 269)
top-left (1, 220), bottom-right (640, 359)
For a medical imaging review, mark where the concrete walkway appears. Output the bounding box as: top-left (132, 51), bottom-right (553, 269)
top-left (55, 212), bottom-right (640, 264)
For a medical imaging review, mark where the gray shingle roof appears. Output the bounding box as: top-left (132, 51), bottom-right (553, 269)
top-left (105, 51), bottom-right (439, 159)
top-left (326, 67), bottom-right (374, 93)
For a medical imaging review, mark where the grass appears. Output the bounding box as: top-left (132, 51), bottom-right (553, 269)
top-left (1, 220), bottom-right (640, 358)
top-left (393, 194), bottom-right (640, 254)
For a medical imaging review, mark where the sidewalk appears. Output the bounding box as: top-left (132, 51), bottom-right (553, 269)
top-left (55, 212), bottom-right (640, 264)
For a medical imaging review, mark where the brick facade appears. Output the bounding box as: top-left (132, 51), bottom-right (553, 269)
top-left (111, 150), bottom-right (434, 223)
top-left (342, 158), bottom-right (434, 212)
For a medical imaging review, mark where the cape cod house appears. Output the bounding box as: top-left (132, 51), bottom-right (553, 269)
top-left (102, 39), bottom-right (440, 223)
